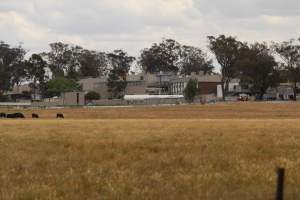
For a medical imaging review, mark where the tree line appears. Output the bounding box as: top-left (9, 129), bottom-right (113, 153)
top-left (0, 35), bottom-right (300, 100)
top-left (208, 36), bottom-right (300, 101)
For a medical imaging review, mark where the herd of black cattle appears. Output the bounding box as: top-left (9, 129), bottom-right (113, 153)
top-left (0, 112), bottom-right (64, 119)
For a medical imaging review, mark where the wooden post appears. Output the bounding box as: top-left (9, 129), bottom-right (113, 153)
top-left (276, 168), bottom-right (285, 200)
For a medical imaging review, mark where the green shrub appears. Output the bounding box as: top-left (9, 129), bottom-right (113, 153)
top-left (184, 79), bottom-right (199, 102)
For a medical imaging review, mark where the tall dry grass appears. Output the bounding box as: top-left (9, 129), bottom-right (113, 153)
top-left (1, 116), bottom-right (300, 199)
top-left (2, 102), bottom-right (300, 119)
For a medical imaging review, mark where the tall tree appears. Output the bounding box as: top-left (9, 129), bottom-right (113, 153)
top-left (107, 50), bottom-right (135, 98)
top-left (107, 68), bottom-right (127, 99)
top-left (0, 63), bottom-right (10, 93)
top-left (207, 35), bottom-right (244, 100)
top-left (67, 45), bottom-right (83, 80)
top-left (107, 50), bottom-right (135, 79)
top-left (43, 42), bottom-right (70, 78)
top-left (43, 42), bottom-right (83, 79)
top-left (239, 43), bottom-right (279, 100)
top-left (26, 54), bottom-right (48, 99)
top-left (79, 50), bottom-right (107, 78)
top-left (10, 61), bottom-right (27, 86)
top-left (180, 45), bottom-right (214, 75)
top-left (0, 41), bottom-right (26, 93)
top-left (139, 39), bottom-right (181, 73)
top-left (273, 39), bottom-right (300, 101)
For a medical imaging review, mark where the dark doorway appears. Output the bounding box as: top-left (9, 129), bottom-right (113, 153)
top-left (76, 93), bottom-right (79, 105)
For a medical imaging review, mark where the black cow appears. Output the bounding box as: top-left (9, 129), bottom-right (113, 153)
top-left (0, 113), bottom-right (6, 118)
top-left (57, 113), bottom-right (64, 118)
top-left (32, 113), bottom-right (39, 118)
top-left (6, 113), bottom-right (25, 118)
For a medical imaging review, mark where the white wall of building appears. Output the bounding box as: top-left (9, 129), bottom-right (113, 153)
top-left (217, 85), bottom-right (223, 99)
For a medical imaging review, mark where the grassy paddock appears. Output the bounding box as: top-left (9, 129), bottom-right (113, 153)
top-left (1, 102), bottom-right (300, 119)
top-left (1, 103), bottom-right (300, 199)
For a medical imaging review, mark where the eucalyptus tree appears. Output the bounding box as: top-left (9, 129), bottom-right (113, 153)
top-left (208, 35), bottom-right (244, 100)
top-left (273, 39), bottom-right (300, 100)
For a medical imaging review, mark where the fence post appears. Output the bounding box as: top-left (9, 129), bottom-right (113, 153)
top-left (276, 168), bottom-right (285, 200)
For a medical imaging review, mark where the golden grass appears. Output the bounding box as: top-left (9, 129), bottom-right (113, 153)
top-left (1, 103), bottom-right (300, 199)
top-left (2, 101), bottom-right (300, 119)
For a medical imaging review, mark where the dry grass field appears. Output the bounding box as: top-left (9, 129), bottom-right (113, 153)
top-left (1, 102), bottom-right (300, 200)
top-left (2, 101), bottom-right (300, 119)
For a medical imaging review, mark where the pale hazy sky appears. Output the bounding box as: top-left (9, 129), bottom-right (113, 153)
top-left (1, 0), bottom-right (300, 57)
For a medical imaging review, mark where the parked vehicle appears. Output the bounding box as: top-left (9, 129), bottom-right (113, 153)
top-left (238, 94), bottom-right (249, 101)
